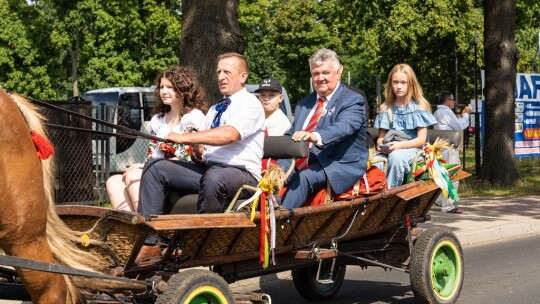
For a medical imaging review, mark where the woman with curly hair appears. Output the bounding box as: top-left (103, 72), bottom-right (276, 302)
top-left (106, 66), bottom-right (209, 212)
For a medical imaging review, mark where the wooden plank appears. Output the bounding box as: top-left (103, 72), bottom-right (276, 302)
top-left (397, 170), bottom-right (471, 201)
top-left (145, 215), bottom-right (256, 231)
top-left (56, 205), bottom-right (142, 224)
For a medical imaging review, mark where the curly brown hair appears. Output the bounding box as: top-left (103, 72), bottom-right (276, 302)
top-left (152, 66), bottom-right (209, 117)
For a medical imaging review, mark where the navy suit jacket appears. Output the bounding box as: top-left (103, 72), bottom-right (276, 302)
top-left (286, 83), bottom-right (368, 194)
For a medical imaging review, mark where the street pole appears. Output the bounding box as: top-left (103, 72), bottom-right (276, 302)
top-left (456, 55), bottom-right (466, 169)
top-left (474, 34), bottom-right (481, 175)
top-left (376, 73), bottom-right (381, 111)
top-left (538, 32), bottom-right (540, 72)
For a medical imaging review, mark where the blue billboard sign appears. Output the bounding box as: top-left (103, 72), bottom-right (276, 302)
top-left (514, 73), bottom-right (540, 158)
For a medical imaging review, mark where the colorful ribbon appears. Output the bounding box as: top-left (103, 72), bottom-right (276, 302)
top-left (420, 144), bottom-right (460, 201)
top-left (242, 176), bottom-right (279, 269)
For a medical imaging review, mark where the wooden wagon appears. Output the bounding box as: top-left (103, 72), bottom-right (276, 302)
top-left (0, 132), bottom-right (468, 304)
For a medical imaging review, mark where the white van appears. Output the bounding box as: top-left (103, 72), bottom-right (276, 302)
top-left (82, 87), bottom-right (155, 173)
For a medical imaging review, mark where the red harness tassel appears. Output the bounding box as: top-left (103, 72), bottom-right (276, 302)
top-left (31, 131), bottom-right (54, 159)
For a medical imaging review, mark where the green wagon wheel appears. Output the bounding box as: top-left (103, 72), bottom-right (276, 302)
top-left (410, 228), bottom-right (464, 304)
top-left (431, 239), bottom-right (461, 298)
top-left (155, 269), bottom-right (234, 304)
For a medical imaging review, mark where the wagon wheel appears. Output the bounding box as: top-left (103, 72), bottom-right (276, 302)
top-left (292, 259), bottom-right (346, 301)
top-left (155, 269), bottom-right (234, 304)
top-left (410, 227), bottom-right (464, 304)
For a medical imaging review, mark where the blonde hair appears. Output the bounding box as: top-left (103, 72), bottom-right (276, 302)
top-left (382, 63), bottom-right (431, 122)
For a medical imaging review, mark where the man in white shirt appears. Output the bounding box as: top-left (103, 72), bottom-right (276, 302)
top-left (434, 90), bottom-right (472, 213)
top-left (139, 53), bottom-right (265, 216)
top-left (136, 53), bottom-right (265, 262)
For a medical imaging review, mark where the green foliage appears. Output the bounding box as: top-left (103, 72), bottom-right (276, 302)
top-left (2, 0), bottom-right (539, 105)
top-left (330, 0), bottom-right (484, 107)
top-left (516, 0), bottom-right (540, 72)
top-left (0, 0), bottom-right (55, 98)
top-left (237, 0), bottom-right (493, 110)
top-left (1, 0), bottom-right (181, 99)
top-left (238, 0), bottom-right (285, 85)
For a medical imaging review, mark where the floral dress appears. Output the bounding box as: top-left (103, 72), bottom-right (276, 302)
top-left (146, 109), bottom-right (206, 162)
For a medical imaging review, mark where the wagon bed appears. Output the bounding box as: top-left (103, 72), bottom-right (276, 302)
top-left (51, 169), bottom-right (469, 303)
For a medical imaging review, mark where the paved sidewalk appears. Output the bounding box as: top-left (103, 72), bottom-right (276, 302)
top-left (422, 195), bottom-right (540, 246)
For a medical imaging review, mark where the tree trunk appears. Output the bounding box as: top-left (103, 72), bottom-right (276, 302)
top-left (180, 0), bottom-right (244, 104)
top-left (479, 0), bottom-right (520, 185)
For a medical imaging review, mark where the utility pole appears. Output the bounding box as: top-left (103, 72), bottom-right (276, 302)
top-left (473, 34), bottom-right (481, 175)
top-left (376, 73), bottom-right (381, 111)
top-left (538, 32), bottom-right (540, 72)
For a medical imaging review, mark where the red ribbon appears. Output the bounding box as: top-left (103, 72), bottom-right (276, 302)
top-left (31, 131), bottom-right (54, 159)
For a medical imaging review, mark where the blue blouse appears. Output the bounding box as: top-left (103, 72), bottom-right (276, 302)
top-left (374, 100), bottom-right (437, 139)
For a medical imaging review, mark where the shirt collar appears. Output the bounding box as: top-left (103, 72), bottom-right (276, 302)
top-left (317, 82), bottom-right (340, 102)
top-left (223, 87), bottom-right (248, 101)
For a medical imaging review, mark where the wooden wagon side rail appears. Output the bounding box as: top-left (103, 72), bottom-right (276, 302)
top-left (171, 172), bottom-right (470, 268)
top-left (146, 213), bottom-right (256, 230)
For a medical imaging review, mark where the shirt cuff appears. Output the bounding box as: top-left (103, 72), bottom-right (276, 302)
top-left (313, 132), bottom-right (323, 147)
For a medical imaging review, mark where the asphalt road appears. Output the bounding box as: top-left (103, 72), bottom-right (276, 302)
top-left (2, 236), bottom-right (539, 303)
top-left (232, 235), bottom-right (540, 304)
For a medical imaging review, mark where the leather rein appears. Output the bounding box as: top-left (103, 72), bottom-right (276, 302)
top-left (25, 95), bottom-right (166, 142)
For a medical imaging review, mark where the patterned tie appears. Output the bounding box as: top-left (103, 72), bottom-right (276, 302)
top-left (296, 97), bottom-right (325, 170)
top-left (211, 97), bottom-right (232, 129)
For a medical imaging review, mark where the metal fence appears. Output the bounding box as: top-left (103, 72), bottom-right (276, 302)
top-left (40, 101), bottom-right (150, 205)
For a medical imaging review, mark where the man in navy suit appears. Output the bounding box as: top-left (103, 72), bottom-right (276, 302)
top-left (279, 48), bottom-right (368, 208)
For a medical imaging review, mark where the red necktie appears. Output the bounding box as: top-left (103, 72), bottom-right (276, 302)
top-left (296, 97), bottom-right (325, 170)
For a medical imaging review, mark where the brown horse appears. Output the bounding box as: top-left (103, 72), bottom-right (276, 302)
top-left (0, 89), bottom-right (101, 303)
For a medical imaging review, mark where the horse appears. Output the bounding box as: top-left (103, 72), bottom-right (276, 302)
top-left (0, 88), bottom-right (101, 303)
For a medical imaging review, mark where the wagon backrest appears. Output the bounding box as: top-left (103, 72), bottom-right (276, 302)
top-left (263, 135), bottom-right (309, 159)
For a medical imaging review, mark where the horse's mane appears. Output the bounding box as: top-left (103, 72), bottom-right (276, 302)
top-left (12, 94), bottom-right (104, 303)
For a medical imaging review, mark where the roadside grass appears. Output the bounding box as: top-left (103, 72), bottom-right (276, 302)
top-left (459, 145), bottom-right (540, 197)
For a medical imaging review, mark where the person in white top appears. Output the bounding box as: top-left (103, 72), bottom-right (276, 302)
top-left (434, 91), bottom-right (472, 131)
top-left (106, 66), bottom-right (207, 212)
top-left (138, 52), bottom-right (264, 222)
top-left (255, 77), bottom-right (291, 136)
top-left (434, 90), bottom-right (472, 213)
